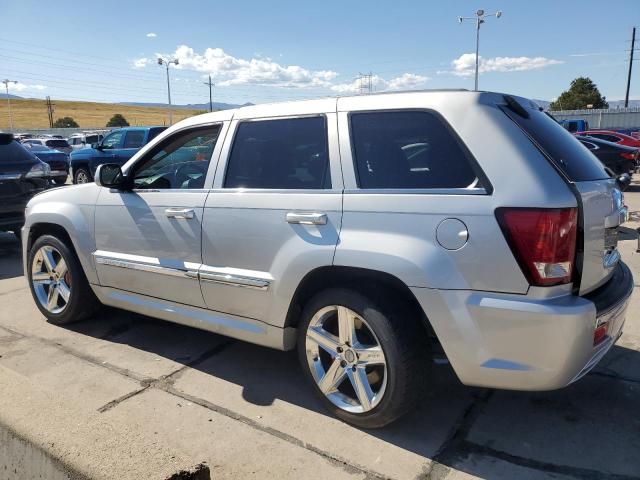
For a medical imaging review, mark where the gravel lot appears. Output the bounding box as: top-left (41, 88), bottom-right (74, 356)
top-left (0, 185), bottom-right (639, 479)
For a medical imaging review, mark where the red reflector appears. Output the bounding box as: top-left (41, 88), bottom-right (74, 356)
top-left (620, 152), bottom-right (635, 161)
top-left (497, 208), bottom-right (578, 287)
top-left (593, 324), bottom-right (608, 345)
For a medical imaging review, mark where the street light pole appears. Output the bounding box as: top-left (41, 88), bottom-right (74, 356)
top-left (458, 10), bottom-right (502, 91)
top-left (2, 79), bottom-right (18, 130)
top-left (157, 57), bottom-right (179, 125)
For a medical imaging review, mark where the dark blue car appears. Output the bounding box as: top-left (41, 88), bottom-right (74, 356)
top-left (23, 143), bottom-right (70, 185)
top-left (70, 126), bottom-right (167, 184)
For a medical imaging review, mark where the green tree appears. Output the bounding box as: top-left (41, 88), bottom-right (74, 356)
top-left (550, 77), bottom-right (608, 111)
top-left (52, 116), bottom-right (79, 128)
top-left (106, 113), bottom-right (130, 127)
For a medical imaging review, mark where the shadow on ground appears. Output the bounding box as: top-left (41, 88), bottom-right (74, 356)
top-left (0, 232), bottom-right (23, 280)
top-left (4, 233), bottom-right (640, 479)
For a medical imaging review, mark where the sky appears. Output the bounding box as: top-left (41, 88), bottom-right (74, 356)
top-left (1, 0), bottom-right (638, 106)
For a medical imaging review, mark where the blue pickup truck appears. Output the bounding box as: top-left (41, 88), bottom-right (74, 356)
top-left (70, 126), bottom-right (166, 183)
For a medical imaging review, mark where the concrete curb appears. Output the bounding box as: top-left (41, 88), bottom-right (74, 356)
top-left (0, 366), bottom-right (210, 480)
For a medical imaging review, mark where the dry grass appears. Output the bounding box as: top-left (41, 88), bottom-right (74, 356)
top-left (0, 98), bottom-right (205, 130)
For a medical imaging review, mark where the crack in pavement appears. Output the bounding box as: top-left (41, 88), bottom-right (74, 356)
top-left (158, 384), bottom-right (387, 480)
top-left (457, 441), bottom-right (640, 480)
top-left (423, 389), bottom-right (493, 480)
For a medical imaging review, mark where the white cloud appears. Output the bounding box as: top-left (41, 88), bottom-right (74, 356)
top-left (146, 32), bottom-right (157, 38)
top-left (9, 83), bottom-right (46, 92)
top-left (330, 73), bottom-right (429, 93)
top-left (133, 57), bottom-right (150, 68)
top-left (440, 53), bottom-right (563, 76)
top-left (135, 45), bottom-right (339, 88)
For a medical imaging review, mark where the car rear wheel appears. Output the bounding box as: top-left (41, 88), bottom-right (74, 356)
top-left (54, 176), bottom-right (68, 185)
top-left (27, 234), bottom-right (101, 324)
top-left (297, 288), bottom-right (429, 428)
top-left (73, 167), bottom-right (92, 184)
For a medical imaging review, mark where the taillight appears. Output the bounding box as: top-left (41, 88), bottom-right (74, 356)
top-left (620, 152), bottom-right (635, 161)
top-left (496, 208), bottom-right (578, 287)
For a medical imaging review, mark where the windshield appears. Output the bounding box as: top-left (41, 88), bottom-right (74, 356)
top-left (26, 144), bottom-right (51, 152)
top-left (45, 139), bottom-right (70, 148)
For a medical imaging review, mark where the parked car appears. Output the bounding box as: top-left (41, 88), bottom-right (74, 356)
top-left (576, 135), bottom-right (639, 175)
top-left (577, 130), bottom-right (640, 148)
top-left (23, 144), bottom-right (70, 185)
top-left (67, 132), bottom-right (105, 151)
top-left (22, 91), bottom-right (633, 428)
top-left (560, 118), bottom-right (589, 133)
top-left (70, 126), bottom-right (166, 183)
top-left (22, 138), bottom-right (73, 155)
top-left (0, 133), bottom-right (51, 236)
top-left (13, 133), bottom-right (34, 142)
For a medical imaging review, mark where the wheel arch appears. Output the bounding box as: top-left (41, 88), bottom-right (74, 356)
top-left (285, 265), bottom-right (435, 338)
top-left (24, 208), bottom-right (98, 285)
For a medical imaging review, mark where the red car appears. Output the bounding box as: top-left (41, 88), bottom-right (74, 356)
top-left (577, 130), bottom-right (640, 148)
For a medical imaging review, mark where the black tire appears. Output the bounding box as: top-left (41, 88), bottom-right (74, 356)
top-left (73, 167), bottom-right (92, 184)
top-left (297, 287), bottom-right (430, 428)
top-left (54, 176), bottom-right (68, 185)
top-left (27, 234), bottom-right (101, 325)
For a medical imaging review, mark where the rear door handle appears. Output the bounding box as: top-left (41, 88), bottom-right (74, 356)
top-left (286, 212), bottom-right (327, 225)
top-left (165, 208), bottom-right (195, 219)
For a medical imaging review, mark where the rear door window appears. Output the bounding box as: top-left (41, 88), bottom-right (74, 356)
top-left (501, 102), bottom-right (608, 181)
top-left (224, 116), bottom-right (330, 189)
top-left (123, 130), bottom-right (145, 148)
top-left (349, 110), bottom-right (482, 189)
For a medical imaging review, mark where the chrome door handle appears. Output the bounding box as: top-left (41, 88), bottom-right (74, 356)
top-left (165, 208), bottom-right (195, 219)
top-left (286, 212), bottom-right (327, 225)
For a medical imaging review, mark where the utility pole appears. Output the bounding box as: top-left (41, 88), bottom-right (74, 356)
top-left (157, 56), bottom-right (179, 125)
top-left (2, 79), bottom-right (18, 130)
top-left (458, 10), bottom-right (502, 91)
top-left (45, 96), bottom-right (55, 128)
top-left (625, 27), bottom-right (636, 108)
top-left (203, 75), bottom-right (214, 112)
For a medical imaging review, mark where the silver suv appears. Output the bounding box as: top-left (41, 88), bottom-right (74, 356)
top-left (22, 91), bottom-right (633, 428)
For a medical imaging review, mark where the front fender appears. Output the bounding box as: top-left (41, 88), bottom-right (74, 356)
top-left (23, 185), bottom-right (100, 284)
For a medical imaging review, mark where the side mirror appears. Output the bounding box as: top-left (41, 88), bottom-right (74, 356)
top-left (90, 142), bottom-right (100, 149)
top-left (95, 163), bottom-right (129, 190)
top-left (616, 173), bottom-right (631, 191)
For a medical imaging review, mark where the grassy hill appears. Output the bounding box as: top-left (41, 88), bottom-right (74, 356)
top-left (0, 98), bottom-right (206, 130)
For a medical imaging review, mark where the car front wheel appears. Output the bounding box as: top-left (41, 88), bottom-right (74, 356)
top-left (297, 288), bottom-right (429, 428)
top-left (27, 234), bottom-right (101, 324)
top-left (73, 167), bottom-right (92, 184)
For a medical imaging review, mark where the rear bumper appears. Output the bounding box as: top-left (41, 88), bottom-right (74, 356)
top-left (412, 262), bottom-right (633, 390)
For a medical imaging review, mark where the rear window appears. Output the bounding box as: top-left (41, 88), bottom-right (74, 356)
top-left (350, 110), bottom-right (481, 189)
top-left (0, 141), bottom-right (36, 163)
top-left (148, 128), bottom-right (167, 143)
top-left (45, 139), bottom-right (70, 148)
top-left (501, 103), bottom-right (609, 182)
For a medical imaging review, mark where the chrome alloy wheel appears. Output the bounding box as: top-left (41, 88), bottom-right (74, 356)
top-left (31, 245), bottom-right (71, 314)
top-left (305, 305), bottom-right (387, 413)
top-left (75, 170), bottom-right (89, 184)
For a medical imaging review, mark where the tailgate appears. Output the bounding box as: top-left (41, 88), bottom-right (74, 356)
top-left (575, 179), bottom-right (626, 294)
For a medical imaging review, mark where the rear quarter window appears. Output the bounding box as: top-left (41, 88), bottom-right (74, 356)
top-left (349, 110), bottom-right (483, 190)
top-left (501, 103), bottom-right (609, 182)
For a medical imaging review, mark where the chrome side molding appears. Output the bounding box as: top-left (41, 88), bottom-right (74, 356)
top-left (93, 250), bottom-right (272, 290)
